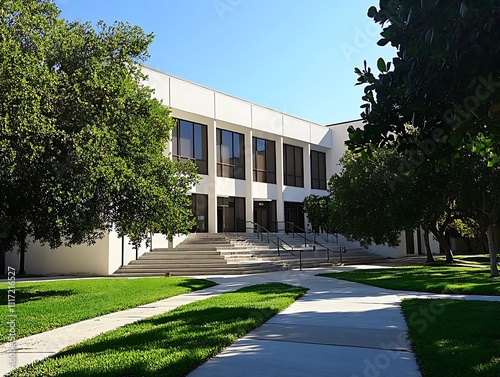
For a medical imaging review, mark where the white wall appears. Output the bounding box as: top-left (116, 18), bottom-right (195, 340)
top-left (5, 235), bottom-right (111, 276)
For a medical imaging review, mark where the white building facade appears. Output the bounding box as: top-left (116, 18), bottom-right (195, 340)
top-left (4, 67), bottom-right (416, 276)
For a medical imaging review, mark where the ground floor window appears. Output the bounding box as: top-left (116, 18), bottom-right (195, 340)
top-left (217, 196), bottom-right (246, 232)
top-left (190, 194), bottom-right (208, 232)
top-left (284, 201), bottom-right (305, 232)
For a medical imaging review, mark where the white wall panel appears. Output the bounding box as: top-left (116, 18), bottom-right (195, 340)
top-left (170, 77), bottom-right (214, 118)
top-left (215, 93), bottom-right (251, 127)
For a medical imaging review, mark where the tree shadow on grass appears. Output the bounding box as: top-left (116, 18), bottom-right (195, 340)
top-left (0, 289), bottom-right (75, 305)
top-left (176, 277), bottom-right (217, 291)
top-left (14, 283), bottom-right (307, 377)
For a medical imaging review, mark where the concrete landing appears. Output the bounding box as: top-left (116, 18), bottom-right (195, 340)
top-left (188, 270), bottom-right (421, 377)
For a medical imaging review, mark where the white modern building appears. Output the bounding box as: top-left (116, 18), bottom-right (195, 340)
top-left (4, 67), bottom-right (422, 276)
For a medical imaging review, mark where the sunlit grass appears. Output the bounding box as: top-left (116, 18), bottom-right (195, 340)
top-left (7, 283), bottom-right (307, 377)
top-left (437, 254), bottom-right (498, 266)
top-left (0, 277), bottom-right (216, 343)
top-left (319, 266), bottom-right (500, 295)
top-left (402, 299), bottom-right (500, 377)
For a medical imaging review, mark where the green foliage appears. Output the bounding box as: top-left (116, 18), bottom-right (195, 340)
top-left (0, 277), bottom-right (216, 343)
top-left (328, 147), bottom-right (500, 273)
top-left (402, 299), bottom-right (500, 377)
top-left (349, 0), bottom-right (500, 166)
top-left (6, 283), bottom-right (307, 377)
top-left (302, 195), bottom-right (334, 233)
top-left (0, 0), bottom-right (198, 262)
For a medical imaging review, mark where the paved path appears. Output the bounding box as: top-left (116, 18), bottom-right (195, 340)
top-left (0, 279), bottom-right (252, 376)
top-left (2, 267), bottom-right (499, 376)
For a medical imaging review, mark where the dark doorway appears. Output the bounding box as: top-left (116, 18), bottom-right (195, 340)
top-left (253, 200), bottom-right (277, 232)
top-left (217, 197), bottom-right (245, 232)
top-left (284, 201), bottom-right (305, 232)
top-left (190, 194), bottom-right (208, 232)
top-left (405, 230), bottom-right (415, 254)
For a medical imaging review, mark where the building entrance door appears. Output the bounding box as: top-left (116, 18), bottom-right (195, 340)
top-left (217, 205), bottom-right (225, 232)
top-left (253, 200), bottom-right (277, 232)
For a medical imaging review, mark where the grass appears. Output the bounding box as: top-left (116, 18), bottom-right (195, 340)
top-left (319, 266), bottom-right (500, 295)
top-left (436, 254), bottom-right (498, 266)
top-left (401, 299), bottom-right (500, 377)
top-left (0, 277), bottom-right (216, 343)
top-left (7, 282), bottom-right (307, 377)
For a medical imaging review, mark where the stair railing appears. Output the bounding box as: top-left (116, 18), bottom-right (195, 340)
top-left (241, 220), bottom-right (295, 257)
top-left (279, 221), bottom-right (346, 264)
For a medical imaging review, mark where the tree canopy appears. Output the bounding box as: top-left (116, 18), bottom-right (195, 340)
top-left (0, 0), bottom-right (198, 273)
top-left (327, 148), bottom-right (499, 276)
top-left (348, 0), bottom-right (500, 166)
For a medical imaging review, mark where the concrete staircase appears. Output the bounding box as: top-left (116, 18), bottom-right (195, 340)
top-left (112, 233), bottom-right (385, 277)
top-left (113, 233), bottom-right (334, 276)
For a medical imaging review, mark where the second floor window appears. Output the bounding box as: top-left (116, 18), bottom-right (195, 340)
top-left (253, 137), bottom-right (276, 183)
top-left (311, 150), bottom-right (327, 190)
top-left (284, 144), bottom-right (303, 187)
top-left (172, 119), bottom-right (208, 175)
top-left (216, 129), bottom-right (245, 179)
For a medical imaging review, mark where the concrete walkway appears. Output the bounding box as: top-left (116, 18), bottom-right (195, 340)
top-left (2, 267), bottom-right (500, 376)
top-left (0, 279), bottom-right (253, 376)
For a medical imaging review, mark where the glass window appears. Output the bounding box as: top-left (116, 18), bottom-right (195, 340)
top-left (190, 194), bottom-right (208, 232)
top-left (284, 201), bottom-right (305, 232)
top-left (283, 144), bottom-right (303, 187)
top-left (216, 129), bottom-right (245, 180)
top-left (253, 137), bottom-right (276, 183)
top-left (217, 196), bottom-right (246, 232)
top-left (172, 119), bottom-right (208, 175)
top-left (311, 150), bottom-right (327, 190)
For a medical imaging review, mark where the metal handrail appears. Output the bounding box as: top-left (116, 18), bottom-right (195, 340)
top-left (241, 220), bottom-right (295, 257)
top-left (275, 221), bottom-right (345, 263)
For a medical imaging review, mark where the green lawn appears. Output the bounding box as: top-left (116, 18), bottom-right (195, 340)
top-left (0, 277), bottom-right (216, 343)
top-left (437, 254), bottom-right (498, 266)
top-left (7, 283), bottom-right (307, 377)
top-left (402, 299), bottom-right (500, 377)
top-left (319, 266), bottom-right (500, 295)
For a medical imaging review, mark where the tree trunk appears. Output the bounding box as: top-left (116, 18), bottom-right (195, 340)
top-left (486, 225), bottom-right (499, 277)
top-left (18, 232), bottom-right (26, 275)
top-left (423, 228), bottom-right (435, 263)
top-left (429, 224), bottom-right (454, 263)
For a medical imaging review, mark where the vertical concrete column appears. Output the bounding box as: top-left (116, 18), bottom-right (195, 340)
top-left (208, 119), bottom-right (217, 233)
top-left (304, 143), bottom-right (312, 195)
top-left (276, 136), bottom-right (285, 225)
top-left (245, 128), bottom-right (254, 232)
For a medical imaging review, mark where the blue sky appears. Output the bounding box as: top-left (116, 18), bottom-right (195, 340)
top-left (57, 0), bottom-right (396, 125)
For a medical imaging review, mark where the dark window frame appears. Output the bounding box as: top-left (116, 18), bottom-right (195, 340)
top-left (190, 193), bottom-right (208, 233)
top-left (284, 201), bottom-right (305, 232)
top-left (310, 150), bottom-right (327, 190)
top-left (216, 129), bottom-right (245, 180)
top-left (283, 144), bottom-right (304, 187)
top-left (253, 137), bottom-right (276, 183)
top-left (172, 119), bottom-right (208, 175)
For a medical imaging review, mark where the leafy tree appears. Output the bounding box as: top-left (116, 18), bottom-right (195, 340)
top-left (455, 152), bottom-right (500, 276)
top-left (0, 0), bottom-right (197, 274)
top-left (328, 149), bottom-right (460, 263)
top-left (348, 0), bottom-right (500, 166)
top-left (329, 148), bottom-right (500, 275)
top-left (302, 195), bottom-right (334, 234)
top-left (328, 150), bottom-right (405, 248)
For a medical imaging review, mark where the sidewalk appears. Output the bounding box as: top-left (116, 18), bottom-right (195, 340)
top-left (189, 269), bottom-right (422, 377)
top-left (0, 278), bottom-right (252, 376)
top-left (2, 267), bottom-right (499, 376)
